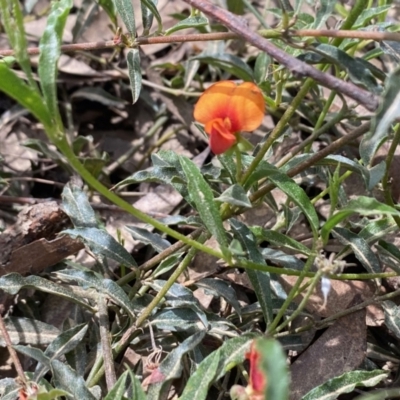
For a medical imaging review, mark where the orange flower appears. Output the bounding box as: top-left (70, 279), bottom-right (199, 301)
top-left (246, 341), bottom-right (266, 396)
top-left (194, 81), bottom-right (265, 154)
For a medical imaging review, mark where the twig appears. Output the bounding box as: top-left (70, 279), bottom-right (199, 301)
top-left (181, 0), bottom-right (379, 112)
top-left (0, 313), bottom-right (27, 386)
top-left (250, 122), bottom-right (371, 202)
top-left (98, 294), bottom-right (116, 390)
top-left (0, 28), bottom-right (399, 57)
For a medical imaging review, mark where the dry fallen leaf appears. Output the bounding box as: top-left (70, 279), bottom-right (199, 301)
top-left (290, 296), bottom-right (367, 400)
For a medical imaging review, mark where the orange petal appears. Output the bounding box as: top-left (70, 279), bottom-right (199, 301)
top-left (194, 81), bottom-right (238, 124)
top-left (206, 118), bottom-right (237, 154)
top-left (246, 342), bottom-right (267, 394)
top-left (226, 82), bottom-right (265, 132)
top-left (194, 81), bottom-right (265, 133)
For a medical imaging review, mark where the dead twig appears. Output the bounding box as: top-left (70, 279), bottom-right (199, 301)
top-left (181, 0), bottom-right (379, 112)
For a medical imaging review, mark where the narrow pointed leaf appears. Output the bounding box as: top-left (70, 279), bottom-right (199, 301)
top-left (231, 219), bottom-right (273, 325)
top-left (216, 184), bottom-right (252, 208)
top-left (0, 63), bottom-right (52, 130)
top-left (61, 227), bottom-right (137, 268)
top-left (180, 156), bottom-right (229, 254)
top-left (147, 331), bottom-right (206, 400)
top-left (113, 0), bottom-right (135, 37)
top-left (333, 227), bottom-right (381, 274)
top-left (0, 274), bottom-right (94, 311)
top-left (127, 49), bottom-right (142, 104)
top-left (302, 370), bottom-right (388, 400)
top-left (35, 324), bottom-right (89, 380)
top-left (321, 196), bottom-right (400, 243)
top-left (1, 318), bottom-right (60, 346)
top-left (360, 66), bottom-right (400, 165)
top-left (256, 338), bottom-right (289, 400)
top-left (165, 15), bottom-right (208, 35)
top-left (38, 0), bottom-right (73, 128)
top-left (62, 183), bottom-right (98, 228)
top-left (51, 360), bottom-right (97, 400)
top-left (55, 269), bottom-right (136, 320)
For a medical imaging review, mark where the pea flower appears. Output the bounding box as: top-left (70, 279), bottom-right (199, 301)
top-left (246, 341), bottom-right (267, 397)
top-left (194, 81), bottom-right (265, 154)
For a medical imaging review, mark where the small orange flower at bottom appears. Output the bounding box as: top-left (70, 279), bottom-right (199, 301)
top-left (194, 81), bottom-right (265, 154)
top-left (246, 341), bottom-right (267, 397)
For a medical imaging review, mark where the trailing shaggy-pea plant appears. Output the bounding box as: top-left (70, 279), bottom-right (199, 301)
top-left (1, 0), bottom-right (400, 399)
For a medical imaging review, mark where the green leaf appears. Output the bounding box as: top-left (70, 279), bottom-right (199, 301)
top-left (1, 317), bottom-right (60, 346)
top-left (216, 184), bottom-right (252, 208)
top-left (354, 6), bottom-right (391, 28)
top-left (150, 308), bottom-right (204, 332)
top-left (382, 300), bottom-right (400, 340)
top-left (165, 15), bottom-right (208, 35)
top-left (35, 324), bottom-right (89, 380)
top-left (0, 0), bottom-right (38, 90)
top-left (231, 219), bottom-right (273, 325)
top-left (180, 156), bottom-right (229, 255)
top-left (302, 370), bottom-right (388, 400)
top-left (141, 0), bottom-right (157, 35)
top-left (0, 274), bottom-right (95, 312)
top-left (125, 226), bottom-right (170, 253)
top-left (301, 43), bottom-right (381, 93)
top-left (113, 0), bottom-right (136, 37)
top-left (191, 54), bottom-right (254, 81)
top-left (129, 370), bottom-right (147, 400)
top-left (61, 183), bottom-right (98, 228)
top-left (104, 370), bottom-right (129, 400)
top-left (98, 0), bottom-right (117, 25)
top-left (251, 227), bottom-right (311, 255)
top-left (51, 360), bottom-right (97, 400)
top-left (360, 66), bottom-right (400, 166)
top-left (196, 278), bottom-right (242, 318)
top-left (147, 331), bottom-right (206, 400)
top-left (256, 338), bottom-right (289, 400)
top-left (321, 196), bottom-right (400, 244)
top-left (179, 350), bottom-right (220, 400)
top-left (244, 159), bottom-right (319, 237)
top-left (61, 227), bottom-right (137, 268)
top-left (254, 51), bottom-right (271, 83)
top-left (261, 248), bottom-right (304, 270)
top-left (0, 63), bottom-right (52, 130)
top-left (152, 254), bottom-right (182, 277)
top-left (72, 0), bottom-right (98, 41)
top-left (14, 345), bottom-right (50, 366)
top-left (127, 49), bottom-right (142, 104)
top-left (180, 334), bottom-right (257, 399)
top-left (71, 86), bottom-right (127, 108)
top-left (310, 0), bottom-right (336, 29)
top-left (55, 269), bottom-right (136, 320)
top-left (333, 227), bottom-right (381, 275)
top-left (38, 0), bottom-right (73, 130)
top-left (140, 0), bottom-right (162, 33)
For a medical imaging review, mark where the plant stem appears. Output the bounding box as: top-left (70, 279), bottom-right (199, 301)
top-left (54, 137), bottom-right (226, 262)
top-left (135, 242), bottom-right (201, 327)
top-left (98, 294), bottom-right (116, 390)
top-left (267, 249), bottom-right (317, 334)
top-left (0, 313), bottom-right (27, 386)
top-left (241, 77), bottom-right (314, 188)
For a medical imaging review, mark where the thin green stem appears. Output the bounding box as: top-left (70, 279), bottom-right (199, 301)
top-left (53, 137), bottom-right (226, 262)
top-left (332, 0), bottom-right (366, 47)
top-left (275, 270), bottom-right (323, 333)
top-left (235, 145), bottom-right (242, 183)
top-left (135, 242), bottom-right (201, 327)
top-left (240, 78), bottom-right (314, 188)
top-left (267, 248), bottom-right (317, 334)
